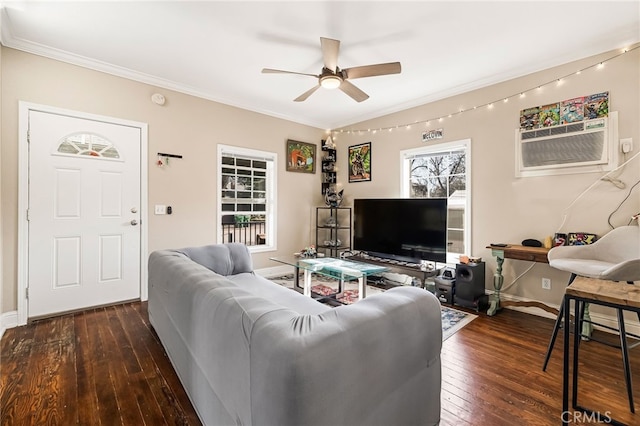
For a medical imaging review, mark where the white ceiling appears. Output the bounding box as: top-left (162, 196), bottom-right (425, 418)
top-left (1, 1), bottom-right (638, 130)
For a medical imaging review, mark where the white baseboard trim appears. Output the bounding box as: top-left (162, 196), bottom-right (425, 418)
top-left (255, 265), bottom-right (293, 278)
top-left (1, 310), bottom-right (19, 339)
top-left (498, 293), bottom-right (640, 337)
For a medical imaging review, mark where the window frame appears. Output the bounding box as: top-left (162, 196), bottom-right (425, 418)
top-left (400, 138), bottom-right (471, 265)
top-left (217, 144), bottom-right (277, 253)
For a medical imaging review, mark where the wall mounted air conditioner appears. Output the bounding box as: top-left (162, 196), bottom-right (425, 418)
top-left (515, 111), bottom-right (618, 177)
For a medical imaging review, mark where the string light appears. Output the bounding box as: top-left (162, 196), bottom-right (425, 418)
top-left (330, 45), bottom-right (637, 136)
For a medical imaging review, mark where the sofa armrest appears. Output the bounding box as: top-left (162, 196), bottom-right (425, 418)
top-left (178, 242), bottom-right (253, 275)
top-left (248, 286), bottom-right (442, 426)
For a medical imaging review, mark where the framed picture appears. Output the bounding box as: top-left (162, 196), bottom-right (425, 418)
top-left (553, 233), bottom-right (567, 247)
top-left (286, 139), bottom-right (316, 173)
top-left (348, 142), bottom-right (371, 182)
top-left (568, 232), bottom-right (597, 246)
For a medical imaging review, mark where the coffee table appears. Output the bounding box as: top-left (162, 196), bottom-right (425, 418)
top-left (270, 256), bottom-right (388, 302)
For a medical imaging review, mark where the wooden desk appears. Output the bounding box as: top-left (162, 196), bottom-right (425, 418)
top-left (486, 244), bottom-right (552, 316)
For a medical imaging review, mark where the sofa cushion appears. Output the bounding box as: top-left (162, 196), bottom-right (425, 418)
top-left (178, 242), bottom-right (253, 276)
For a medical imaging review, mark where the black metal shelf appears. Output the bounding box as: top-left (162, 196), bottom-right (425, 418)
top-left (315, 207), bottom-right (351, 258)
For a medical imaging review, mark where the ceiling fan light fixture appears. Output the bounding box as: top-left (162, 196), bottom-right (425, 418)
top-left (320, 75), bottom-right (342, 89)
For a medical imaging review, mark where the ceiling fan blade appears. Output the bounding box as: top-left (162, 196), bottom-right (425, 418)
top-left (320, 37), bottom-right (340, 72)
top-left (343, 62), bottom-right (402, 79)
top-left (339, 80), bottom-right (369, 102)
top-left (294, 84), bottom-right (321, 102)
top-left (262, 68), bottom-right (318, 78)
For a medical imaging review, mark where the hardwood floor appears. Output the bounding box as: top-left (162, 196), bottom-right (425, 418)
top-left (1, 302), bottom-right (200, 426)
top-left (1, 302), bottom-right (639, 425)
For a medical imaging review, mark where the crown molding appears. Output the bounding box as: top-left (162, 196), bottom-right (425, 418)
top-left (0, 13), bottom-right (325, 130)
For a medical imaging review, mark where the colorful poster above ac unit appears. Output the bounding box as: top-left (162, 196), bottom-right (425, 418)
top-left (560, 97), bottom-right (584, 124)
top-left (539, 103), bottom-right (560, 127)
top-left (519, 106), bottom-right (540, 130)
top-left (520, 92), bottom-right (609, 129)
top-left (584, 91), bottom-right (609, 120)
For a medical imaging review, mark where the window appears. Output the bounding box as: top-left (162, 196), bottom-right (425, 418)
top-left (55, 133), bottom-right (121, 159)
top-left (217, 145), bottom-right (276, 251)
top-left (400, 139), bottom-right (471, 264)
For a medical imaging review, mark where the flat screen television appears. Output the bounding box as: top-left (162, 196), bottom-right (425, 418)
top-left (353, 198), bottom-right (448, 263)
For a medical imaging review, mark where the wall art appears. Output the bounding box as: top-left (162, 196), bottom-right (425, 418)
top-left (348, 142), bottom-right (371, 183)
top-left (286, 139), bottom-right (316, 173)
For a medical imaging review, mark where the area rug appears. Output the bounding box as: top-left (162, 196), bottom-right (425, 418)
top-left (267, 273), bottom-right (476, 341)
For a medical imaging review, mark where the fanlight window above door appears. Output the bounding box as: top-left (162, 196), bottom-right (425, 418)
top-left (55, 133), bottom-right (121, 160)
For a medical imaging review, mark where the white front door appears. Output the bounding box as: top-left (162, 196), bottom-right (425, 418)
top-left (27, 110), bottom-right (142, 318)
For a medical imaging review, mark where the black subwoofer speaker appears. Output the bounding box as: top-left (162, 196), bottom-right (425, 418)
top-left (454, 262), bottom-right (486, 309)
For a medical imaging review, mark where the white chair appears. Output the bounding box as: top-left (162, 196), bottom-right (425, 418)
top-left (542, 225), bottom-right (640, 411)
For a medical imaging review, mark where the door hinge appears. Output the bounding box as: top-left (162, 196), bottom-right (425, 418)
top-left (27, 130), bottom-right (30, 143)
top-left (26, 287), bottom-right (29, 299)
top-left (26, 209), bottom-right (30, 221)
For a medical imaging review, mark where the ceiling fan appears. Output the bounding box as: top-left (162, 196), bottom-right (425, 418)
top-left (262, 37), bottom-right (401, 103)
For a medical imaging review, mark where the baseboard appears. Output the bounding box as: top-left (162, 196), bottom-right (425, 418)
top-left (497, 293), bottom-right (640, 337)
top-left (255, 265), bottom-right (292, 278)
top-left (1, 310), bottom-right (19, 339)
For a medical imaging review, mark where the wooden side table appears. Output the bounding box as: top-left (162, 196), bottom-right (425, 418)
top-left (486, 244), bottom-right (552, 316)
top-left (562, 276), bottom-right (640, 425)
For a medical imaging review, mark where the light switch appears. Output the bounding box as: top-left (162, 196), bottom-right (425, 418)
top-left (154, 205), bottom-right (166, 215)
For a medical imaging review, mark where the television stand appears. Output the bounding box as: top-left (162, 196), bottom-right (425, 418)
top-left (350, 253), bottom-right (440, 290)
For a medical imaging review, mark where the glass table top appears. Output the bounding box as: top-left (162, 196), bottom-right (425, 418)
top-left (270, 256), bottom-right (388, 281)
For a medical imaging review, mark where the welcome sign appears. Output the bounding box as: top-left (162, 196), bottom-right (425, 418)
top-left (422, 128), bottom-right (444, 142)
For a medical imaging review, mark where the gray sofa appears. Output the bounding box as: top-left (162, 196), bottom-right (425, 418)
top-left (148, 243), bottom-right (442, 426)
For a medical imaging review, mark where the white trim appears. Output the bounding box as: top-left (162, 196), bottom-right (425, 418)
top-left (254, 265), bottom-right (292, 278)
top-left (0, 25), bottom-right (329, 129)
top-left (399, 139), bottom-right (472, 263)
top-left (0, 311), bottom-right (18, 339)
top-left (17, 102), bottom-right (149, 325)
top-left (217, 144), bottom-right (277, 254)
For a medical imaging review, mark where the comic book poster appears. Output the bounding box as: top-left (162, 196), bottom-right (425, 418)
top-left (583, 91), bottom-right (609, 120)
top-left (539, 103), bottom-right (560, 127)
top-left (560, 97), bottom-right (584, 124)
top-left (520, 106), bottom-right (540, 130)
top-left (568, 232), bottom-right (597, 245)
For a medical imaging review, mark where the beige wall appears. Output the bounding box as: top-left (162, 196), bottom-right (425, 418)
top-left (2, 44), bottom-right (639, 316)
top-left (334, 45), bottom-right (640, 310)
top-left (1, 47), bottom-right (325, 313)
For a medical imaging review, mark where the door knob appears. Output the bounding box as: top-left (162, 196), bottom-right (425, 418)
top-left (131, 207), bottom-right (138, 213)
top-left (130, 220), bottom-right (138, 226)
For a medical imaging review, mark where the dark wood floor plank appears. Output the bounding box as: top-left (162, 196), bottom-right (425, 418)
top-left (91, 307), bottom-right (125, 425)
top-left (117, 302), bottom-right (193, 426)
top-left (99, 305), bottom-right (146, 425)
top-left (74, 310), bottom-right (101, 425)
top-left (0, 320), bottom-right (36, 424)
top-left (127, 302), bottom-right (200, 425)
top-left (3, 301), bottom-right (640, 425)
top-left (106, 304), bottom-right (168, 426)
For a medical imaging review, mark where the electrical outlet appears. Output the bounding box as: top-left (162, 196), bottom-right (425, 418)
top-left (542, 278), bottom-right (551, 290)
top-left (154, 204), bottom-right (166, 215)
top-left (620, 138), bottom-right (633, 154)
